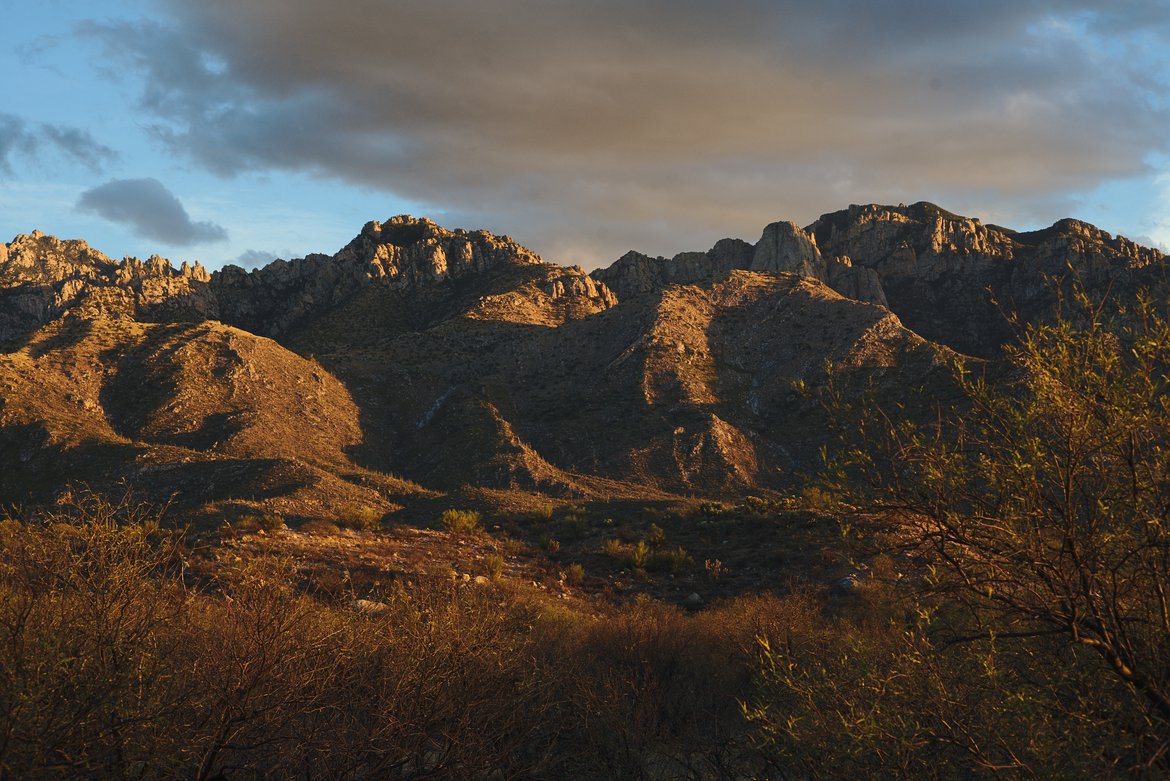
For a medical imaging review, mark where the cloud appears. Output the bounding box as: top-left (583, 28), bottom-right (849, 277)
top-left (1130, 235), bottom-right (1169, 254)
top-left (232, 249), bottom-right (281, 268)
top-left (79, 1), bottom-right (1170, 265)
top-left (0, 112), bottom-right (117, 175)
top-left (77, 178), bottom-right (228, 246)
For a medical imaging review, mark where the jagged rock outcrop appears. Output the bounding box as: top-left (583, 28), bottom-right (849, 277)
top-left (594, 238), bottom-right (754, 297)
top-left (0, 217), bottom-right (617, 343)
top-left (593, 221), bottom-right (889, 307)
top-left (750, 221), bottom-right (823, 279)
top-left (594, 201), bottom-right (1165, 356)
top-left (825, 256), bottom-right (887, 307)
top-left (808, 202), bottom-right (1166, 355)
top-left (210, 215), bottom-right (597, 337)
top-left (0, 231), bottom-right (216, 342)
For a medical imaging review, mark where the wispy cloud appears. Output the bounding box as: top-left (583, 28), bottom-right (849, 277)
top-left (0, 112), bottom-right (117, 175)
top-left (77, 177), bottom-right (228, 246)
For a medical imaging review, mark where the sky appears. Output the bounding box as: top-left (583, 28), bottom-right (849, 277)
top-left (2, 0), bottom-right (1170, 271)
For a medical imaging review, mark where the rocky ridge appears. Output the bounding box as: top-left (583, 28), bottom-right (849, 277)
top-left (594, 201), bottom-right (1165, 356)
top-left (0, 204), bottom-right (1164, 518)
top-left (593, 221), bottom-right (887, 308)
top-left (0, 231), bottom-right (215, 342)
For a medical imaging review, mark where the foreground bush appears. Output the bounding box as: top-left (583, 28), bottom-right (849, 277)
top-left (0, 494), bottom-right (784, 779)
top-left (799, 288), bottom-right (1170, 776)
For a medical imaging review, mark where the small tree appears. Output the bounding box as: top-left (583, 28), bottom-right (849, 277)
top-left (824, 289), bottom-right (1170, 766)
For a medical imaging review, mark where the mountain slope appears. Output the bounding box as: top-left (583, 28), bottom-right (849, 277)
top-left (1, 203), bottom-right (1162, 519)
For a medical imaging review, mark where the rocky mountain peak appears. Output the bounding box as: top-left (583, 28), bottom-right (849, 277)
top-left (331, 214), bottom-right (542, 288)
top-left (0, 231), bottom-right (116, 286)
top-left (750, 220), bottom-right (823, 279)
top-left (0, 232), bottom-right (217, 342)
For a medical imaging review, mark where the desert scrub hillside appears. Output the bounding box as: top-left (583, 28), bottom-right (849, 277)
top-left (0, 493), bottom-right (789, 779)
top-left (0, 491), bottom-right (1162, 779)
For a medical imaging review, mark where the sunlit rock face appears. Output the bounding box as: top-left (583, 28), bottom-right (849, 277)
top-left (0, 230), bottom-right (217, 341)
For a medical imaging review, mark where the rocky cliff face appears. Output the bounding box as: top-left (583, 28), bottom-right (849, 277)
top-left (210, 215), bottom-right (572, 337)
top-left (808, 202), bottom-right (1164, 355)
top-left (593, 220), bottom-right (888, 309)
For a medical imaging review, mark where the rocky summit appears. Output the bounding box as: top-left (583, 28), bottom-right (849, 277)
top-left (0, 203), bottom-right (1163, 523)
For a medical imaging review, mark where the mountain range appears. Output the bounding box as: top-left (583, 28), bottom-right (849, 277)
top-left (1, 202), bottom-right (1164, 524)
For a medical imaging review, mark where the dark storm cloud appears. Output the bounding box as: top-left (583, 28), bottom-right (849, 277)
top-left (77, 178), bottom-right (228, 246)
top-left (81, 1), bottom-right (1170, 265)
top-left (0, 112), bottom-right (117, 175)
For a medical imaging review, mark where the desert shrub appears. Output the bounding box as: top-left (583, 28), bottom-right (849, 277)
top-left (497, 534), bottom-right (527, 556)
top-left (528, 503), bottom-right (554, 521)
top-left (541, 535), bottom-right (561, 555)
top-left (529, 594), bottom-right (792, 778)
top-left (795, 288), bottom-right (1170, 774)
top-left (564, 563), bottom-right (585, 586)
top-left (647, 545), bottom-right (694, 575)
top-left (797, 484), bottom-right (836, 510)
top-left (299, 519), bottom-right (340, 536)
top-left (742, 494), bottom-right (771, 514)
top-left (1, 492), bottom-right (815, 779)
top-left (0, 516), bottom-right (21, 540)
top-left (0, 497), bottom-right (563, 778)
top-left (560, 505), bottom-right (587, 524)
top-left (704, 558), bottom-right (724, 581)
top-left (222, 512), bottom-right (284, 536)
top-left (602, 538), bottom-right (625, 558)
top-left (745, 603), bottom-right (1136, 779)
top-left (629, 539), bottom-right (649, 569)
top-left (439, 508), bottom-right (481, 534)
top-left (646, 522), bottom-right (666, 546)
top-left (640, 506), bottom-right (669, 522)
top-left (481, 554), bottom-right (505, 580)
top-left (0, 493), bottom-right (194, 777)
top-left (699, 501), bottom-right (733, 519)
top-left (336, 504), bottom-right (382, 531)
